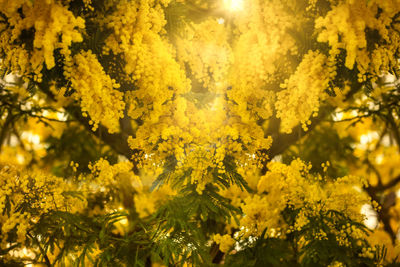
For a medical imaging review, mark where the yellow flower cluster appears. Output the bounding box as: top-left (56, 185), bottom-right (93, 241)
top-left (0, 0), bottom-right (85, 80)
top-left (88, 158), bottom-right (139, 188)
top-left (316, 1), bottom-right (400, 81)
top-left (358, 246), bottom-right (377, 259)
top-left (0, 164), bottom-right (85, 248)
top-left (23, 0), bottom-right (85, 70)
top-left (276, 51), bottom-right (330, 133)
top-left (239, 194), bottom-right (284, 238)
top-left (134, 184), bottom-right (176, 218)
top-left (87, 158), bottom-right (177, 218)
top-left (222, 159), bottom-right (372, 248)
top-left (328, 261), bottom-right (346, 267)
top-left (64, 51), bottom-right (125, 133)
top-left (334, 223), bottom-right (367, 247)
top-left (227, 0), bottom-right (297, 125)
top-left (213, 234), bottom-right (235, 253)
top-left (128, 94), bottom-right (272, 193)
top-left (103, 0), bottom-right (190, 125)
top-left (176, 19), bottom-right (233, 92)
top-left (229, 0), bottom-right (296, 87)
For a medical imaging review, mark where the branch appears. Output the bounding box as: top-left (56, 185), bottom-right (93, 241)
top-left (363, 187), bottom-right (397, 244)
top-left (365, 158), bottom-right (383, 188)
top-left (387, 111), bottom-right (400, 149)
top-left (37, 84), bottom-right (139, 172)
top-left (261, 81), bottom-right (363, 174)
top-left (367, 174), bottom-right (400, 195)
top-left (378, 174), bottom-right (400, 192)
top-left (266, 104), bottom-right (333, 159)
top-left (65, 105), bottom-right (139, 173)
top-left (65, 106), bottom-right (132, 157)
top-left (0, 110), bottom-right (14, 152)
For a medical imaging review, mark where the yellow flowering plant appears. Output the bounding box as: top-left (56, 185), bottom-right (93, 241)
top-left (0, 0), bottom-right (400, 266)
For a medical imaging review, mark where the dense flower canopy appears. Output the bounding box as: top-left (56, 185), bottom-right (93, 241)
top-left (0, 0), bottom-right (400, 266)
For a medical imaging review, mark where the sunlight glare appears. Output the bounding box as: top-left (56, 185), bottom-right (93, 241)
top-left (224, 0), bottom-right (244, 12)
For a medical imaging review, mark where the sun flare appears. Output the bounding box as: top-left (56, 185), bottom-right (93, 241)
top-left (223, 0), bottom-right (244, 12)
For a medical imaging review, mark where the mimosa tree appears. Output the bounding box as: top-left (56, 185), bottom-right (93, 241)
top-left (1, 0), bottom-right (400, 266)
